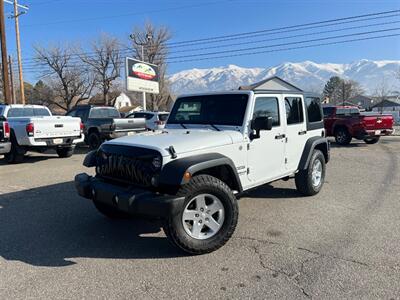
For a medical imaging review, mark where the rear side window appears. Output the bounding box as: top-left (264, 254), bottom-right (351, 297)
top-left (323, 107), bottom-right (334, 117)
top-left (285, 97), bottom-right (304, 125)
top-left (305, 97), bottom-right (323, 122)
top-left (253, 97), bottom-right (280, 127)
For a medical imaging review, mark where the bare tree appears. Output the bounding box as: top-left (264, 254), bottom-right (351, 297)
top-left (79, 34), bottom-right (122, 106)
top-left (34, 45), bottom-right (95, 111)
top-left (129, 22), bottom-right (172, 111)
top-left (373, 78), bottom-right (391, 113)
top-left (331, 79), bottom-right (364, 105)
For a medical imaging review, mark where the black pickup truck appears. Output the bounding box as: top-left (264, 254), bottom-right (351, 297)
top-left (67, 105), bottom-right (146, 149)
top-left (0, 116), bottom-right (11, 155)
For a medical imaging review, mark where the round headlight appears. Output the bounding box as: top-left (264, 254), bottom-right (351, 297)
top-left (152, 156), bottom-right (162, 169)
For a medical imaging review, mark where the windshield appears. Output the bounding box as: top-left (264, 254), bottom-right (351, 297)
top-left (168, 94), bottom-right (248, 126)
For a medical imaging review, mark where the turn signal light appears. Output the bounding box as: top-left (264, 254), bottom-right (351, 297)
top-left (26, 123), bottom-right (34, 137)
top-left (183, 171), bottom-right (192, 182)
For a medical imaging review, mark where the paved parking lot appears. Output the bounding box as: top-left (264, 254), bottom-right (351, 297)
top-left (1, 137), bottom-right (399, 299)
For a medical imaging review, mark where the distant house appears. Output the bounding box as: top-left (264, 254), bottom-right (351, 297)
top-left (239, 76), bottom-right (303, 92)
top-left (114, 93), bottom-right (132, 109)
top-left (371, 99), bottom-right (400, 124)
top-left (347, 95), bottom-right (374, 110)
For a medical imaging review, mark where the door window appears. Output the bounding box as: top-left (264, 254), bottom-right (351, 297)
top-left (285, 97), bottom-right (304, 125)
top-left (253, 97), bottom-right (280, 127)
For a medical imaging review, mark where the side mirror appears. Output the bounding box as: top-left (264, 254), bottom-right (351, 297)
top-left (251, 116), bottom-right (273, 139)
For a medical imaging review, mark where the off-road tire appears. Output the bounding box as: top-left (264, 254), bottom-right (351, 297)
top-left (93, 201), bottom-right (131, 219)
top-left (364, 136), bottom-right (380, 144)
top-left (295, 150), bottom-right (326, 196)
top-left (4, 135), bottom-right (25, 164)
top-left (334, 127), bottom-right (352, 145)
top-left (163, 175), bottom-right (239, 255)
top-left (56, 147), bottom-right (74, 158)
top-left (88, 132), bottom-right (102, 150)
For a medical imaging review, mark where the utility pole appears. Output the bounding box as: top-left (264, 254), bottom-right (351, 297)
top-left (129, 32), bottom-right (153, 111)
top-left (11, 0), bottom-right (27, 105)
top-left (8, 55), bottom-right (15, 103)
top-left (0, 0), bottom-right (11, 104)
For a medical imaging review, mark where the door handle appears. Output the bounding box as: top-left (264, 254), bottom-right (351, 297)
top-left (275, 134), bottom-right (286, 140)
top-left (298, 130), bottom-right (307, 135)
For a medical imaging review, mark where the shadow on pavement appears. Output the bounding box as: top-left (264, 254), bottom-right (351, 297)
top-left (0, 181), bottom-right (183, 267)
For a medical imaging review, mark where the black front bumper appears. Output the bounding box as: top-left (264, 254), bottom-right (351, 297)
top-left (75, 173), bottom-right (185, 218)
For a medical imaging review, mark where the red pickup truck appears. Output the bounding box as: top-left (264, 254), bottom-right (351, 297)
top-left (323, 106), bottom-right (394, 145)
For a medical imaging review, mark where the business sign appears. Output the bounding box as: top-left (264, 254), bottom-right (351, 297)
top-left (126, 57), bottom-right (160, 94)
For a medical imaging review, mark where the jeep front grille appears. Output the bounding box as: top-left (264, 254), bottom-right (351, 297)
top-left (96, 144), bottom-right (161, 187)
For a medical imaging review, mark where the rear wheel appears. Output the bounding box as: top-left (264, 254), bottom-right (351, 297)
top-left (4, 136), bottom-right (25, 164)
top-left (334, 127), bottom-right (352, 145)
top-left (93, 201), bottom-right (131, 219)
top-left (295, 150), bottom-right (326, 196)
top-left (364, 136), bottom-right (380, 144)
top-left (163, 175), bottom-right (238, 255)
top-left (56, 146), bottom-right (74, 158)
top-left (88, 132), bottom-right (102, 150)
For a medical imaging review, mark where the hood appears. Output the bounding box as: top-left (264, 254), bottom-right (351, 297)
top-left (105, 129), bottom-right (244, 156)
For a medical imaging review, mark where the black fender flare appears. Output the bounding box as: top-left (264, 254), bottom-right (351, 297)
top-left (298, 137), bottom-right (330, 170)
top-left (158, 153), bottom-right (243, 193)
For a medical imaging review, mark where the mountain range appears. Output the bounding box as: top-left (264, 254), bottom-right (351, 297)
top-left (169, 59), bottom-right (400, 95)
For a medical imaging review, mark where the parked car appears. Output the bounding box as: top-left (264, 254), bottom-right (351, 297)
top-left (75, 91), bottom-right (329, 254)
top-left (126, 111), bottom-right (170, 131)
top-left (0, 104), bottom-right (84, 163)
top-left (66, 105), bottom-right (146, 150)
top-left (0, 116), bottom-right (11, 155)
top-left (323, 105), bottom-right (394, 145)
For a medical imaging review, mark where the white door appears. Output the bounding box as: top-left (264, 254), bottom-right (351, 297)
top-left (283, 95), bottom-right (307, 172)
top-left (247, 95), bottom-right (286, 183)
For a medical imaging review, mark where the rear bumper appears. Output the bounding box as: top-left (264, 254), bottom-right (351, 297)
top-left (28, 135), bottom-right (84, 146)
top-left (75, 173), bottom-right (185, 218)
top-left (0, 142), bottom-right (11, 154)
top-left (357, 128), bottom-right (394, 139)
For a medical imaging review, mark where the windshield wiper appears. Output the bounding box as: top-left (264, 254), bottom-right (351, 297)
top-left (208, 124), bottom-right (221, 131)
top-left (179, 123), bottom-right (187, 129)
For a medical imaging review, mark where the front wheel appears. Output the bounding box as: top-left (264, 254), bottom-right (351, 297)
top-left (163, 175), bottom-right (238, 255)
top-left (88, 132), bottom-right (102, 150)
top-left (56, 146), bottom-right (74, 158)
top-left (364, 136), bottom-right (380, 144)
top-left (295, 150), bottom-right (326, 196)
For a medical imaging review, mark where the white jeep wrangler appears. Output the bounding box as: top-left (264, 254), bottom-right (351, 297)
top-left (75, 90), bottom-right (329, 254)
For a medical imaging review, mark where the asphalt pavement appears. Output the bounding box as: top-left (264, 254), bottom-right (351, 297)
top-left (0, 137), bottom-right (399, 299)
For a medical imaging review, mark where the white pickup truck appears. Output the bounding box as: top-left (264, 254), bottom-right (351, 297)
top-left (0, 104), bottom-right (84, 163)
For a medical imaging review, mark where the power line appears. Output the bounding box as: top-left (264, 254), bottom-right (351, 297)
top-left (167, 27), bottom-right (400, 60)
top-left (167, 9), bottom-right (400, 46)
top-left (167, 34), bottom-right (400, 64)
top-left (19, 27), bottom-right (400, 72)
top-left (19, 24), bottom-right (400, 69)
top-left (20, 0), bottom-right (227, 27)
top-left (16, 12), bottom-right (400, 66)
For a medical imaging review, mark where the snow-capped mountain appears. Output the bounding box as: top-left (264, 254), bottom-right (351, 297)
top-left (169, 60), bottom-right (400, 95)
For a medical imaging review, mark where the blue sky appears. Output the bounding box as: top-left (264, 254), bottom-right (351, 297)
top-left (3, 0), bottom-right (400, 83)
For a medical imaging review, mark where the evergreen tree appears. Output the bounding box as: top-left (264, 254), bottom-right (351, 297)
top-left (323, 76), bottom-right (342, 102)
